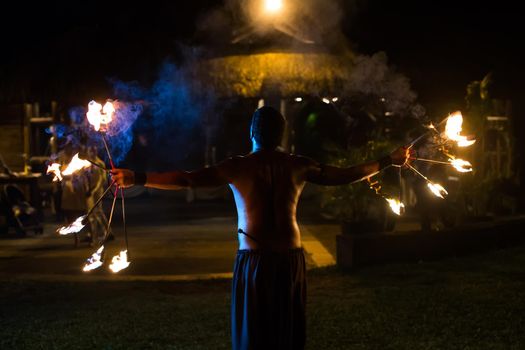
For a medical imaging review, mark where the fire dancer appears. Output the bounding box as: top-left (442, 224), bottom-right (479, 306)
top-left (111, 106), bottom-right (410, 350)
top-left (85, 146), bottom-right (109, 246)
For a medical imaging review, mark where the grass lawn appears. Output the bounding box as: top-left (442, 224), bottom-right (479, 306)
top-left (1, 245), bottom-right (524, 350)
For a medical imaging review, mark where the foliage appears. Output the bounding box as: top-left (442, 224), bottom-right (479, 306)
top-left (320, 139), bottom-right (398, 222)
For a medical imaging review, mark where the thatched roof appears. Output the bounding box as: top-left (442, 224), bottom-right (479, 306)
top-left (196, 52), bottom-right (353, 98)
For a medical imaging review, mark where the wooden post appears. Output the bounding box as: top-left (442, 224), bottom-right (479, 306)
top-left (23, 103), bottom-right (32, 174)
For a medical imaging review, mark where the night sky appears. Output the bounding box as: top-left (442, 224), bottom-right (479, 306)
top-left (1, 0), bottom-right (522, 117)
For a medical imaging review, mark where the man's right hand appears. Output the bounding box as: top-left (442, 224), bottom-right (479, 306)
top-left (110, 169), bottom-right (135, 188)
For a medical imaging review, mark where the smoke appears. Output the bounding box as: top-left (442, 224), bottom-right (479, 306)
top-left (346, 52), bottom-right (425, 119)
top-left (104, 101), bottom-right (143, 166)
top-left (57, 58), bottom-right (215, 170)
top-left (108, 60), bottom-right (216, 170)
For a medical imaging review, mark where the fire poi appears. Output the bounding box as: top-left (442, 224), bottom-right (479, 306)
top-left (368, 111), bottom-right (475, 213)
top-left (81, 99), bottom-right (131, 273)
top-left (50, 99), bottom-right (131, 273)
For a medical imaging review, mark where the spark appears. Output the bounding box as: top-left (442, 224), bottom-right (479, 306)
top-left (412, 157), bottom-right (473, 173)
top-left (82, 246), bottom-right (104, 272)
top-left (385, 198), bottom-right (404, 215)
top-left (109, 250), bottom-right (130, 273)
top-left (87, 100), bottom-right (115, 131)
top-left (46, 163), bottom-right (62, 182)
top-left (62, 153), bottom-right (92, 176)
top-left (407, 164), bottom-right (448, 199)
top-left (444, 111), bottom-right (476, 147)
top-left (57, 215), bottom-right (86, 235)
top-left (449, 158), bottom-right (473, 173)
top-left (427, 182), bottom-right (448, 199)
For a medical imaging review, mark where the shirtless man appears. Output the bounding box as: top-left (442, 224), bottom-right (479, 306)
top-left (111, 106), bottom-right (410, 350)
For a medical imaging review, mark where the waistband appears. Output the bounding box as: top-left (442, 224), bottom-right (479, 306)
top-left (237, 247), bottom-right (304, 255)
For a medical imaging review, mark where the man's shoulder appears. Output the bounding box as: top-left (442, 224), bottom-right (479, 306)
top-left (225, 152), bottom-right (319, 167)
top-left (288, 153), bottom-right (319, 166)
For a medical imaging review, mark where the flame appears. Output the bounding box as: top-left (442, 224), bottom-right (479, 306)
top-left (87, 100), bottom-right (115, 131)
top-left (82, 246), bottom-right (104, 272)
top-left (444, 111), bottom-right (476, 147)
top-left (62, 153), bottom-right (91, 176)
top-left (57, 215), bottom-right (86, 235)
top-left (457, 139), bottom-right (476, 147)
top-left (109, 250), bottom-right (130, 273)
top-left (385, 198), bottom-right (405, 215)
top-left (46, 163), bottom-right (63, 182)
top-left (449, 158), bottom-right (473, 173)
top-left (427, 182), bottom-right (448, 199)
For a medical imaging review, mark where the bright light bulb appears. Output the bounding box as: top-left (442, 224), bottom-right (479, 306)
top-left (264, 0), bottom-right (282, 13)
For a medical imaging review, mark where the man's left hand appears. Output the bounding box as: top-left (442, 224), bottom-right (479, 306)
top-left (390, 146), bottom-right (413, 167)
top-left (111, 169), bottom-right (135, 188)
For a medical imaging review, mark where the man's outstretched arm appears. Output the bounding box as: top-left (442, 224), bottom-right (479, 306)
top-left (111, 158), bottom-right (236, 190)
top-left (305, 146), bottom-right (411, 186)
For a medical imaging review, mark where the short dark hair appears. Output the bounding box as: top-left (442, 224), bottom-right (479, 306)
top-left (250, 106), bottom-right (286, 149)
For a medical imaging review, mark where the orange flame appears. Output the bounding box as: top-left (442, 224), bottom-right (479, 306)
top-left (46, 163), bottom-right (63, 182)
top-left (427, 182), bottom-right (448, 199)
top-left (449, 158), bottom-right (473, 173)
top-left (385, 198), bottom-right (404, 215)
top-left (444, 111), bottom-right (476, 147)
top-left (109, 250), bottom-right (130, 273)
top-left (62, 153), bottom-right (92, 176)
top-left (57, 215), bottom-right (86, 235)
top-left (82, 246), bottom-right (104, 272)
top-left (87, 100), bottom-right (115, 131)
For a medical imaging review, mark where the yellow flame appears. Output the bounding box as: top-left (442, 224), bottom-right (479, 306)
top-left (46, 163), bottom-right (63, 182)
top-left (444, 111), bottom-right (476, 147)
top-left (82, 246), bottom-right (104, 272)
top-left (264, 0), bottom-right (282, 13)
top-left (457, 139), bottom-right (476, 147)
top-left (427, 182), bottom-right (448, 199)
top-left (385, 198), bottom-right (404, 215)
top-left (449, 158), bottom-right (473, 173)
top-left (57, 215), bottom-right (86, 235)
top-left (62, 153), bottom-right (91, 176)
top-left (87, 100), bottom-right (114, 131)
top-left (109, 250), bottom-right (130, 273)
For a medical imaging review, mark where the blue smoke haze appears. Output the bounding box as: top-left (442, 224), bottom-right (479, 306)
top-left (111, 62), bottom-right (216, 170)
top-left (62, 61), bottom-right (215, 170)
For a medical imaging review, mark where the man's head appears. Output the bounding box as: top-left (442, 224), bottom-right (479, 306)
top-left (250, 106), bottom-right (286, 149)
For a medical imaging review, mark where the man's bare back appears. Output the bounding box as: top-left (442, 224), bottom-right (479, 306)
top-left (228, 150), bottom-right (310, 251)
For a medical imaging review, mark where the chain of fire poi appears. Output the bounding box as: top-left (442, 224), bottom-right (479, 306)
top-left (370, 111), bottom-right (475, 215)
top-left (46, 100), bottom-right (130, 273)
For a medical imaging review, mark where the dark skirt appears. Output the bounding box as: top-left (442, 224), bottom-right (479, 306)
top-left (231, 248), bottom-right (306, 350)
